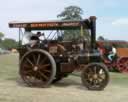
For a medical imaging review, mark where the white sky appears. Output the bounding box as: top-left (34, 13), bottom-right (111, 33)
top-left (0, 0), bottom-right (128, 41)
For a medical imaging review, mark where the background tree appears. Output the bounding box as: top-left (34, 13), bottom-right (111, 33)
top-left (57, 6), bottom-right (90, 41)
top-left (0, 32), bottom-right (4, 42)
top-left (57, 6), bottom-right (83, 20)
top-left (0, 32), bottom-right (4, 48)
top-left (2, 38), bottom-right (18, 50)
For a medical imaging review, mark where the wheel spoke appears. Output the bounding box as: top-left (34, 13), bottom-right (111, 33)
top-left (98, 73), bottom-right (104, 79)
top-left (88, 68), bottom-right (93, 74)
top-left (100, 73), bottom-right (105, 77)
top-left (23, 70), bottom-right (33, 75)
top-left (43, 64), bottom-right (50, 67)
top-left (43, 70), bottom-right (51, 73)
top-left (39, 64), bottom-right (50, 69)
top-left (23, 64), bottom-right (32, 69)
top-left (33, 72), bottom-right (40, 80)
top-left (27, 76), bottom-right (36, 82)
top-left (38, 71), bottom-right (49, 80)
top-left (25, 76), bottom-right (31, 80)
top-left (93, 79), bottom-right (97, 86)
top-left (98, 69), bottom-right (103, 74)
top-left (26, 58), bottom-right (34, 66)
top-left (94, 66), bottom-right (97, 74)
top-left (88, 77), bottom-right (93, 82)
top-left (32, 54), bottom-right (36, 64)
top-left (40, 57), bottom-right (47, 64)
top-left (96, 79), bottom-right (101, 85)
top-left (36, 54), bottom-right (41, 65)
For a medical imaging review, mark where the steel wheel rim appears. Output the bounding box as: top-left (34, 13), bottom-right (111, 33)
top-left (83, 64), bottom-right (107, 89)
top-left (20, 50), bottom-right (55, 87)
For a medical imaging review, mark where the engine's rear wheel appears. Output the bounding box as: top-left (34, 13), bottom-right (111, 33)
top-left (81, 63), bottom-right (109, 90)
top-left (20, 49), bottom-right (56, 87)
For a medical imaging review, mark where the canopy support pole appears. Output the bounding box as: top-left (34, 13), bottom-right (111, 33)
top-left (19, 28), bottom-right (21, 47)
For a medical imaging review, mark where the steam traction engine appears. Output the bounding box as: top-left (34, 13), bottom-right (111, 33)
top-left (9, 16), bottom-right (109, 90)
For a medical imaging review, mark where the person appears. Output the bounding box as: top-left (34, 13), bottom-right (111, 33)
top-left (108, 44), bottom-right (117, 61)
top-left (29, 32), bottom-right (42, 47)
top-left (22, 31), bottom-right (33, 45)
top-left (22, 31), bottom-right (41, 47)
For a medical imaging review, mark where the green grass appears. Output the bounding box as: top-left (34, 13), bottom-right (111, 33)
top-left (0, 54), bottom-right (19, 81)
top-left (110, 72), bottom-right (128, 87)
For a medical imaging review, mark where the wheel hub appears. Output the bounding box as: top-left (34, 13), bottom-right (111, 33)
top-left (93, 74), bottom-right (98, 79)
top-left (33, 66), bottom-right (38, 71)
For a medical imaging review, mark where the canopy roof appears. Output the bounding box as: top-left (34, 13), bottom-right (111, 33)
top-left (8, 17), bottom-right (93, 30)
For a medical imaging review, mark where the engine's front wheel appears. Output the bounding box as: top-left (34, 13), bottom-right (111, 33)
top-left (81, 63), bottom-right (109, 90)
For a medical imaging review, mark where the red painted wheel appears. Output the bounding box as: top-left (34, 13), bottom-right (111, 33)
top-left (117, 57), bottom-right (128, 73)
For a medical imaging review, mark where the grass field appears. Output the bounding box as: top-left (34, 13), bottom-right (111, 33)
top-left (0, 54), bottom-right (128, 102)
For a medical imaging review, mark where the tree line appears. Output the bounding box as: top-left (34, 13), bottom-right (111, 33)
top-left (0, 32), bottom-right (18, 50)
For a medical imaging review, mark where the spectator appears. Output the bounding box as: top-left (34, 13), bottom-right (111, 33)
top-left (108, 44), bottom-right (117, 61)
